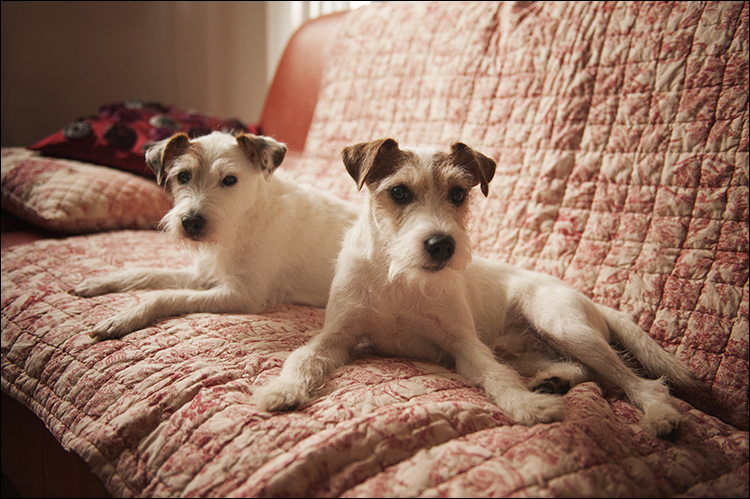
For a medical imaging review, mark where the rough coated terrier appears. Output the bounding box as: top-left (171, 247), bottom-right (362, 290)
top-left (254, 138), bottom-right (695, 437)
top-left (74, 131), bottom-right (359, 340)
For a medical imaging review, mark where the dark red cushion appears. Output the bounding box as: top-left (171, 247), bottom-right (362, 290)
top-left (28, 101), bottom-right (260, 178)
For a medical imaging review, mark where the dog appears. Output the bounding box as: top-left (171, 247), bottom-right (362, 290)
top-left (254, 138), bottom-right (696, 437)
top-left (74, 131), bottom-right (359, 340)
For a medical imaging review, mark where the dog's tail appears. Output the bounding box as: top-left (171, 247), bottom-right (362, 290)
top-left (596, 304), bottom-right (697, 390)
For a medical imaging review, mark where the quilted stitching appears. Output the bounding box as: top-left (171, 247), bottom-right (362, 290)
top-left (1, 2), bottom-right (748, 497)
top-left (1, 235), bottom-right (747, 495)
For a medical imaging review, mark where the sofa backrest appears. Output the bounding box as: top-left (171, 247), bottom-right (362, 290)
top-left (282, 1), bottom-right (749, 430)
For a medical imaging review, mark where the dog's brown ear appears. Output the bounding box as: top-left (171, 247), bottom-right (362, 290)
top-left (450, 142), bottom-right (496, 197)
top-left (236, 133), bottom-right (288, 181)
top-left (341, 138), bottom-right (402, 191)
top-left (145, 133), bottom-right (191, 185)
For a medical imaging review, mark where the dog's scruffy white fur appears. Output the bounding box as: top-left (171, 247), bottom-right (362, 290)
top-left (254, 138), bottom-right (696, 437)
top-left (74, 131), bottom-right (358, 340)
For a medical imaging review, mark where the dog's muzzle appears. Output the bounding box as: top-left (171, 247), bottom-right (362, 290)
top-left (181, 213), bottom-right (206, 239)
top-left (424, 234), bottom-right (455, 270)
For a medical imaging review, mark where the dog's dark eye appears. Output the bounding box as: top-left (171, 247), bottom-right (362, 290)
top-left (177, 171), bottom-right (191, 185)
top-left (450, 187), bottom-right (467, 206)
top-left (222, 175), bottom-right (237, 186)
top-left (390, 185), bottom-right (412, 204)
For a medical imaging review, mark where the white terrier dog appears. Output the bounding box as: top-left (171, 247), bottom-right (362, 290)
top-left (254, 138), bottom-right (695, 437)
top-left (74, 131), bottom-right (358, 340)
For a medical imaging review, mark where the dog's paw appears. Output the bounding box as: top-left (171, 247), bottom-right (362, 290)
top-left (88, 313), bottom-right (143, 341)
top-left (497, 390), bottom-right (565, 426)
top-left (254, 379), bottom-right (311, 412)
top-left (640, 404), bottom-right (683, 438)
top-left (73, 277), bottom-right (115, 297)
top-left (88, 317), bottom-right (128, 341)
top-left (529, 376), bottom-right (570, 395)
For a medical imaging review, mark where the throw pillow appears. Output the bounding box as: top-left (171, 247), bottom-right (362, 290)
top-left (1, 148), bottom-right (171, 234)
top-left (28, 101), bottom-right (259, 178)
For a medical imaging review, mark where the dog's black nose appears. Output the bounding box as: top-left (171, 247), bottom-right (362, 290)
top-left (182, 214), bottom-right (206, 236)
top-left (424, 234), bottom-right (455, 263)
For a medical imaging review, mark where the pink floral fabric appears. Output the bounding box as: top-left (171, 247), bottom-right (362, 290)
top-left (1, 1), bottom-right (748, 497)
top-left (2, 231), bottom-right (747, 497)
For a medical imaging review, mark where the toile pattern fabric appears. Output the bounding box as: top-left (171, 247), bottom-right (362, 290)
top-left (1, 1), bottom-right (748, 497)
top-left (2, 231), bottom-right (748, 497)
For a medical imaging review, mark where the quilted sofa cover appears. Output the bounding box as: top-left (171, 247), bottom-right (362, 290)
top-left (2, 2), bottom-right (748, 497)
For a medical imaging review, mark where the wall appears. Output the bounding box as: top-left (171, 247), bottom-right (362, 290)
top-left (1, 1), bottom-right (268, 147)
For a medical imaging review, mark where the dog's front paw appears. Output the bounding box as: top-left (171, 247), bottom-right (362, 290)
top-left (73, 277), bottom-right (116, 297)
top-left (640, 404), bottom-right (683, 438)
top-left (88, 312), bottom-right (144, 341)
top-left (496, 389), bottom-right (565, 426)
top-left (254, 378), bottom-right (311, 412)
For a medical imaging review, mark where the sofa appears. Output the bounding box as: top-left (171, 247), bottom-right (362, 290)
top-left (2, 2), bottom-right (747, 497)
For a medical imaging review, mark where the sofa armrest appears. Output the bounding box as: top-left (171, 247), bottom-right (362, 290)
top-left (260, 11), bottom-right (347, 154)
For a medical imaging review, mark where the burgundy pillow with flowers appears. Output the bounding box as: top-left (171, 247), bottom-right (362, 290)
top-left (28, 101), bottom-right (260, 178)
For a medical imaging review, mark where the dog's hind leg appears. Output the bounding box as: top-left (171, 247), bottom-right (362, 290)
top-left (518, 290), bottom-right (684, 437)
top-left (444, 334), bottom-right (565, 426)
top-left (492, 333), bottom-right (591, 394)
top-left (595, 304), bottom-right (695, 390)
top-left (522, 359), bottom-right (591, 395)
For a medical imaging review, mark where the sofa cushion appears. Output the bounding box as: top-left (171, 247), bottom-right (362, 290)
top-left (1, 230), bottom-right (747, 497)
top-left (283, 0), bottom-right (749, 430)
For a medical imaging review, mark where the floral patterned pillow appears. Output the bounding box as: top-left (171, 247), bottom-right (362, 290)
top-left (1, 148), bottom-right (171, 234)
top-left (27, 101), bottom-right (259, 178)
